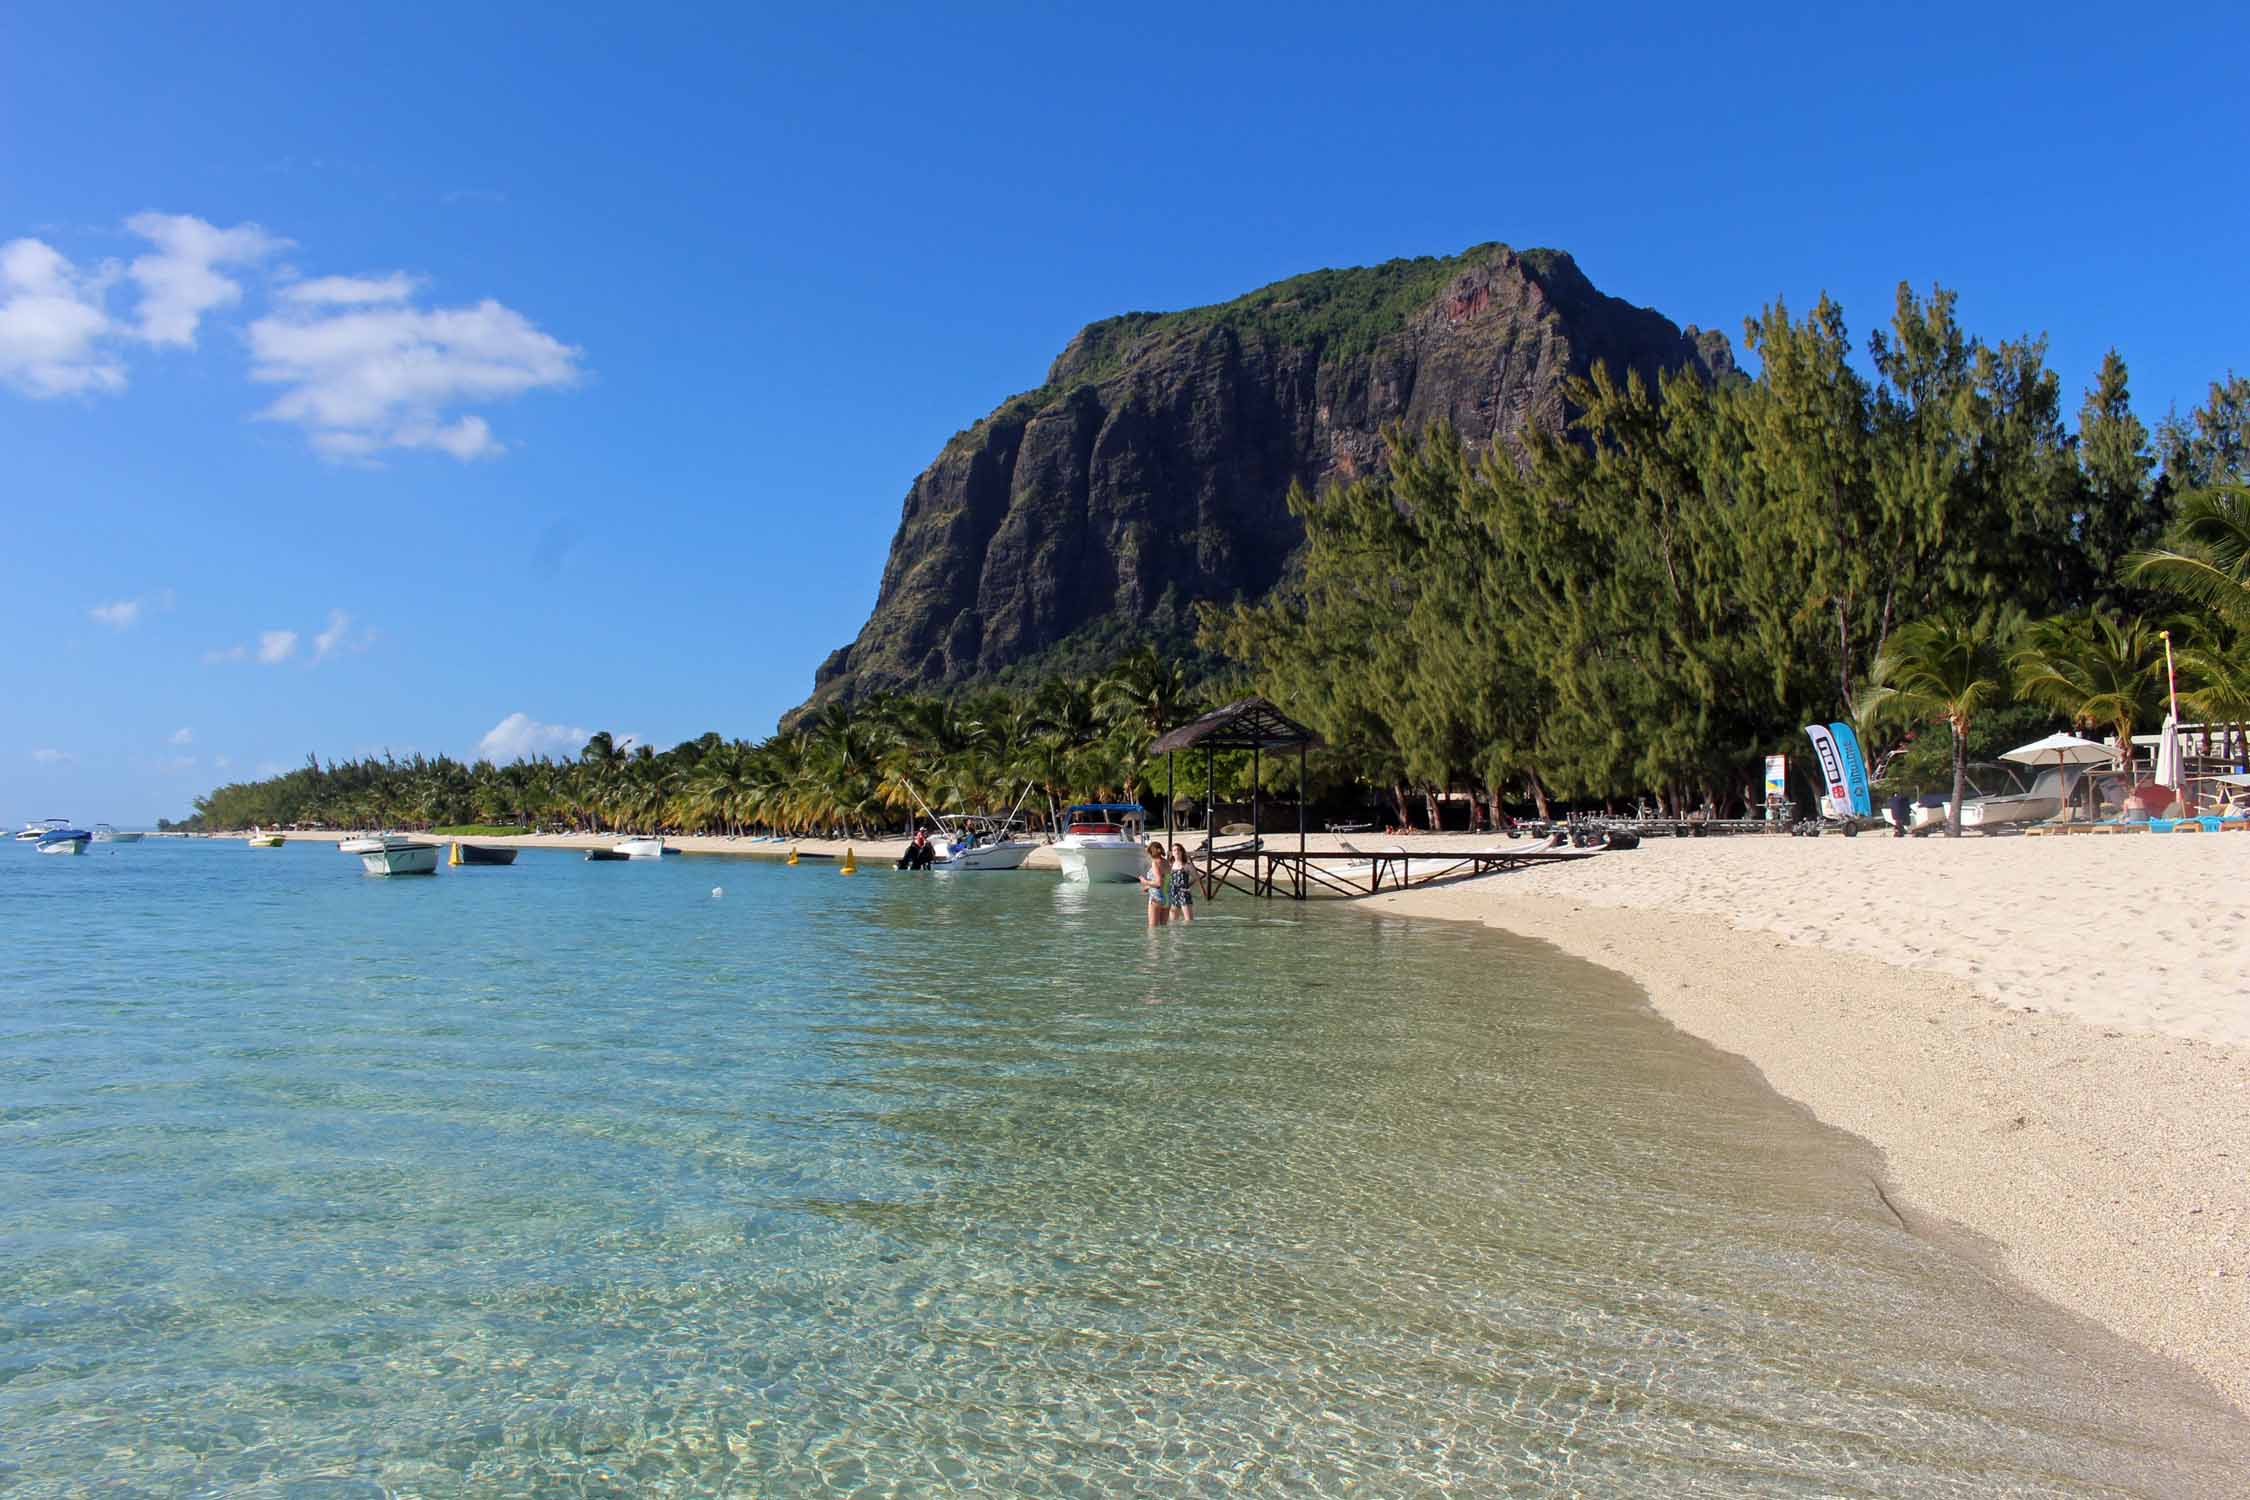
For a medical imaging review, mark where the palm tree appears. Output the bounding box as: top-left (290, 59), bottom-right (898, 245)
top-left (1854, 612), bottom-right (2013, 836)
top-left (1094, 646), bottom-right (1200, 799)
top-left (2010, 611), bottom-right (2171, 780)
top-left (2127, 486), bottom-right (2250, 629)
top-left (2177, 641), bottom-right (2250, 771)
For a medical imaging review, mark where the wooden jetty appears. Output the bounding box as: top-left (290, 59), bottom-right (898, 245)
top-left (1197, 840), bottom-right (1603, 901)
top-left (1147, 699), bottom-right (1605, 901)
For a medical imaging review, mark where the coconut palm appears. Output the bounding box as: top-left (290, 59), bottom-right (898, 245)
top-left (2126, 486), bottom-right (2250, 629)
top-left (2009, 611), bottom-right (2171, 780)
top-left (1854, 612), bottom-right (2014, 836)
top-left (2176, 640), bottom-right (2250, 770)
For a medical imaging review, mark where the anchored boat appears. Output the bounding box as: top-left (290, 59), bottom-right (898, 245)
top-left (34, 825), bottom-right (92, 856)
top-left (1052, 803), bottom-right (1152, 884)
top-left (450, 841), bottom-right (518, 866)
top-left (359, 834), bottom-right (439, 876)
top-left (91, 824), bottom-right (144, 843)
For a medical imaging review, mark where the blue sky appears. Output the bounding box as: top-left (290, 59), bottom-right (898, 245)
top-left (4, 2), bottom-right (2245, 825)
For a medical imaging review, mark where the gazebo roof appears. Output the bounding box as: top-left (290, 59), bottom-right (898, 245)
top-left (1149, 697), bottom-right (1324, 754)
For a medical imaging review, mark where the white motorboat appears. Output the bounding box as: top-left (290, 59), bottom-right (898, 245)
top-left (34, 826), bottom-right (92, 856)
top-left (932, 821), bottom-right (1037, 871)
top-left (359, 834), bottom-right (440, 876)
top-left (613, 835), bottom-right (665, 860)
top-left (16, 818), bottom-right (67, 842)
top-left (1051, 803), bottom-right (1153, 884)
top-left (246, 827), bottom-right (286, 848)
top-left (91, 824), bottom-right (144, 843)
top-left (337, 832), bottom-right (388, 855)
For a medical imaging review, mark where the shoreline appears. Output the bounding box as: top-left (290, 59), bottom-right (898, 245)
top-left (1369, 837), bottom-right (2250, 1415)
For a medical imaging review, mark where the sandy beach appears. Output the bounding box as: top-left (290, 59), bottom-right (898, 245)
top-left (1375, 833), bottom-right (2250, 1413)
top-left (263, 823), bottom-right (2249, 1410)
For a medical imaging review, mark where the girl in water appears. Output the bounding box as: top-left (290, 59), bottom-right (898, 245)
top-left (1167, 842), bottom-right (1196, 923)
top-left (1140, 841), bottom-right (1170, 928)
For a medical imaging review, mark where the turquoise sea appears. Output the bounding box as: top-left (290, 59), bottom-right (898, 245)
top-left (4, 840), bottom-right (2246, 1497)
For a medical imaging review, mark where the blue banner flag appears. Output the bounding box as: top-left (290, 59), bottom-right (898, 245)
top-left (1828, 721), bottom-right (1873, 817)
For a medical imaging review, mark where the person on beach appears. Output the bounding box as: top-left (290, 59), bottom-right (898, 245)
top-left (1168, 842), bottom-right (1197, 923)
top-left (1139, 841), bottom-right (1171, 928)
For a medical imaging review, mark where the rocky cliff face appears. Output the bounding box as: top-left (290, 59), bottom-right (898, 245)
top-left (801, 243), bottom-right (1732, 712)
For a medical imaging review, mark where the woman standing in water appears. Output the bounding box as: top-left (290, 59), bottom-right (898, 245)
top-left (1140, 841), bottom-right (1171, 928)
top-left (1168, 842), bottom-right (1197, 923)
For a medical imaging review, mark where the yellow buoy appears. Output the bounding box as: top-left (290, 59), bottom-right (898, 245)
top-left (839, 845), bottom-right (857, 875)
top-left (786, 845), bottom-right (799, 866)
top-left (449, 840), bottom-right (463, 867)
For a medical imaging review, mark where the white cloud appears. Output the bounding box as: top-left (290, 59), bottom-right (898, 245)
top-left (3, 214), bottom-right (581, 462)
top-left (125, 212), bottom-right (286, 348)
top-left (0, 237), bottom-right (122, 396)
top-left (249, 291), bottom-right (581, 462)
top-left (256, 629), bottom-right (297, 664)
top-left (87, 586), bottom-right (175, 629)
top-left (280, 273), bottom-right (418, 307)
top-left (312, 608), bottom-right (350, 660)
top-left (31, 747), bottom-right (74, 764)
top-left (477, 712), bottom-right (592, 762)
top-left (170, 727), bottom-right (194, 745)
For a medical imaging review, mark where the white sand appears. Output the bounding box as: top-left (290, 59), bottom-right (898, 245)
top-left (1375, 832), bottom-right (2250, 1412)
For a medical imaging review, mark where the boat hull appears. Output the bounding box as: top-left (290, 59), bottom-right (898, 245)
top-left (614, 837), bottom-right (665, 860)
top-left (337, 835), bottom-right (385, 855)
top-left (456, 844), bottom-right (517, 866)
top-left (1054, 840), bottom-right (1147, 884)
top-left (360, 844), bottom-right (440, 876)
top-left (246, 835), bottom-right (285, 848)
top-left (35, 835), bottom-right (91, 856)
top-left (91, 830), bottom-right (143, 843)
top-left (585, 848), bottom-right (631, 862)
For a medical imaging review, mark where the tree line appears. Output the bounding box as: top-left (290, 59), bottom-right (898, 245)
top-left (190, 282), bottom-right (2249, 837)
top-left (184, 653), bottom-right (1281, 836)
top-left (1203, 284), bottom-right (2249, 828)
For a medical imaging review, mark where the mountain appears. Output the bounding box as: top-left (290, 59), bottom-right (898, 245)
top-left (799, 242), bottom-right (1734, 713)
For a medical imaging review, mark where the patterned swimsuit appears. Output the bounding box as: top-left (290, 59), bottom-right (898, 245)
top-left (1168, 866), bottom-right (1194, 908)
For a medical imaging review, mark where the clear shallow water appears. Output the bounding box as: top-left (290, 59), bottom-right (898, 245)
top-left (2, 841), bottom-right (2245, 1497)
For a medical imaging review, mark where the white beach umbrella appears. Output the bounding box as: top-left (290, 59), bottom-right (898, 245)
top-left (2000, 731), bottom-right (2114, 768)
top-left (2002, 731), bottom-right (2115, 822)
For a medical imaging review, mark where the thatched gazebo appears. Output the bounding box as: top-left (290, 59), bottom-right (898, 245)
top-left (1148, 697), bottom-right (1324, 859)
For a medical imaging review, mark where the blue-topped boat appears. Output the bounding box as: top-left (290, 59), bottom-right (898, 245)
top-left (34, 825), bottom-right (93, 856)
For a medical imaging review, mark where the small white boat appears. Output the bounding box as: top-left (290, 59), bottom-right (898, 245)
top-left (16, 818), bottom-right (67, 842)
top-left (1052, 803), bottom-right (1152, 884)
top-left (929, 815), bottom-right (1038, 872)
top-left (359, 834), bottom-right (440, 876)
top-left (337, 833), bottom-right (388, 855)
top-left (91, 824), bottom-right (144, 843)
top-left (613, 835), bottom-right (665, 860)
top-left (34, 826), bottom-right (92, 856)
top-left (246, 827), bottom-right (286, 848)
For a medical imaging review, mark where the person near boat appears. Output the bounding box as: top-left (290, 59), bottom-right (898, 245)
top-left (898, 828), bottom-right (935, 871)
top-left (1139, 841), bottom-right (1171, 928)
top-left (1167, 842), bottom-right (1197, 923)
